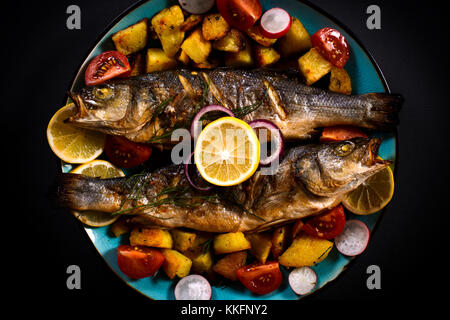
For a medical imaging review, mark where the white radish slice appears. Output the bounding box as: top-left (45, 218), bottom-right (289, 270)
top-left (174, 274), bottom-right (212, 300)
top-left (288, 267), bottom-right (317, 295)
top-left (259, 8), bottom-right (292, 39)
top-left (178, 0), bottom-right (215, 14)
top-left (335, 220), bottom-right (370, 256)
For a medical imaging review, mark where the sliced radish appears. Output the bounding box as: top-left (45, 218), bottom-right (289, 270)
top-left (335, 220), bottom-right (370, 256)
top-left (178, 0), bottom-right (215, 14)
top-left (190, 105), bottom-right (235, 141)
top-left (259, 8), bottom-right (292, 39)
top-left (174, 274), bottom-right (212, 300)
top-left (248, 119), bottom-right (284, 165)
top-left (184, 151), bottom-right (213, 191)
top-left (288, 267), bottom-right (317, 295)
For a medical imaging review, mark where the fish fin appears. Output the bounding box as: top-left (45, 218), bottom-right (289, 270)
top-left (362, 93), bottom-right (403, 129)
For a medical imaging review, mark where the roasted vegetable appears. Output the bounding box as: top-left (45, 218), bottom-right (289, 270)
top-left (271, 226), bottom-right (289, 259)
top-left (246, 233), bottom-right (272, 263)
top-left (151, 5), bottom-right (185, 57)
top-left (112, 18), bottom-right (148, 55)
top-left (290, 220), bottom-right (304, 240)
top-left (176, 49), bottom-right (190, 65)
top-left (224, 36), bottom-right (254, 67)
top-left (161, 249), bottom-right (192, 279)
top-left (180, 14), bottom-right (203, 32)
top-left (277, 17), bottom-right (312, 57)
top-left (253, 44), bottom-right (280, 67)
top-left (246, 25), bottom-right (277, 47)
top-left (191, 56), bottom-right (221, 69)
top-left (129, 53), bottom-right (145, 77)
top-left (213, 28), bottom-right (245, 52)
top-left (329, 67), bottom-right (352, 95)
top-left (110, 217), bottom-right (132, 237)
top-left (129, 227), bottom-right (173, 248)
top-left (171, 229), bottom-right (197, 252)
top-left (181, 27), bottom-right (212, 63)
top-left (278, 234), bottom-right (333, 267)
top-left (212, 251), bottom-right (247, 281)
top-left (213, 232), bottom-right (251, 255)
top-left (202, 13), bottom-right (230, 40)
top-left (298, 47), bottom-right (333, 85)
top-left (185, 249), bottom-right (213, 274)
top-left (146, 48), bottom-right (178, 72)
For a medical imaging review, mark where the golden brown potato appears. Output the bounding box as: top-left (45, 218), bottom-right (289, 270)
top-left (213, 232), bottom-right (251, 255)
top-left (271, 226), bottom-right (290, 259)
top-left (129, 53), bottom-right (145, 77)
top-left (129, 227), bottom-right (173, 248)
top-left (290, 220), bottom-right (304, 241)
top-left (146, 48), bottom-right (178, 72)
top-left (298, 47), bottom-right (333, 85)
top-left (278, 234), bottom-right (333, 267)
top-left (181, 27), bottom-right (212, 63)
top-left (246, 25), bottom-right (277, 47)
top-left (191, 56), bottom-right (221, 69)
top-left (212, 251), bottom-right (247, 281)
top-left (151, 5), bottom-right (185, 57)
top-left (176, 49), bottom-right (190, 65)
top-left (161, 249), bottom-right (192, 279)
top-left (253, 44), bottom-right (280, 67)
top-left (246, 233), bottom-right (272, 263)
top-left (170, 229), bottom-right (196, 252)
top-left (184, 249), bottom-right (213, 274)
top-left (180, 14), bottom-right (203, 32)
top-left (110, 217), bottom-right (132, 237)
top-left (224, 36), bottom-right (253, 67)
top-left (329, 67), bottom-right (352, 95)
top-left (213, 28), bottom-right (245, 53)
top-left (112, 18), bottom-right (148, 55)
top-left (202, 13), bottom-right (230, 41)
top-left (277, 17), bottom-right (312, 57)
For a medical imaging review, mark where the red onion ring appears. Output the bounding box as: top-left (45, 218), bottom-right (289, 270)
top-left (190, 105), bottom-right (235, 141)
top-left (248, 119), bottom-right (284, 165)
top-left (184, 151), bottom-right (213, 192)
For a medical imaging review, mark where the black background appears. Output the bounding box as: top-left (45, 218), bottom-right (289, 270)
top-left (4, 0), bottom-right (446, 312)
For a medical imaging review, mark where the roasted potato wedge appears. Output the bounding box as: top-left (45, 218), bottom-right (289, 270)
top-left (185, 249), bottom-right (213, 274)
top-left (246, 232), bottom-right (272, 263)
top-left (180, 14), bottom-right (203, 32)
top-left (253, 44), bottom-right (280, 67)
top-left (151, 5), bottom-right (185, 57)
top-left (213, 232), bottom-right (251, 255)
top-left (112, 18), bottom-right (148, 55)
top-left (129, 227), bottom-right (173, 248)
top-left (246, 25), bottom-right (277, 47)
top-left (110, 217), bottom-right (132, 237)
top-left (329, 67), bottom-right (352, 95)
top-left (176, 49), bottom-right (190, 65)
top-left (271, 226), bottom-right (290, 259)
top-left (298, 47), bottom-right (333, 85)
top-left (191, 56), bottom-right (221, 69)
top-left (224, 36), bottom-right (253, 67)
top-left (161, 249), bottom-right (192, 279)
top-left (212, 251), bottom-right (247, 281)
top-left (290, 220), bottom-right (304, 241)
top-left (213, 28), bottom-right (245, 53)
top-left (129, 53), bottom-right (145, 77)
top-left (277, 17), bottom-right (312, 57)
top-left (181, 27), bottom-right (212, 63)
top-left (146, 48), bottom-right (178, 72)
top-left (171, 229), bottom-right (197, 252)
top-left (279, 234), bottom-right (333, 267)
top-left (202, 13), bottom-right (230, 41)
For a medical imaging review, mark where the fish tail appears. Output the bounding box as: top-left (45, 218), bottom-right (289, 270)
top-left (361, 93), bottom-right (403, 129)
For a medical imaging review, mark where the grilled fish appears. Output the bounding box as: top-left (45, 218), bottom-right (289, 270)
top-left (54, 138), bottom-right (389, 233)
top-left (67, 68), bottom-right (402, 143)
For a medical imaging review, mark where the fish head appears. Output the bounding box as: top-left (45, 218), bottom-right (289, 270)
top-left (294, 138), bottom-right (391, 196)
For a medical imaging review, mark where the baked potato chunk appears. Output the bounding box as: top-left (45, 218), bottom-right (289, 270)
top-left (213, 28), bottom-right (245, 53)
top-left (129, 53), bottom-right (145, 76)
top-left (151, 5), bottom-right (185, 57)
top-left (191, 56), bottom-right (220, 69)
top-left (180, 14), bottom-right (203, 32)
top-left (171, 229), bottom-right (197, 252)
top-left (146, 48), bottom-right (178, 72)
top-left (329, 67), bottom-right (352, 95)
top-left (246, 232), bottom-right (273, 263)
top-left (246, 25), bottom-right (277, 47)
top-left (213, 232), bottom-right (251, 255)
top-left (176, 49), bottom-right (190, 65)
top-left (279, 234), bottom-right (333, 267)
top-left (290, 220), bottom-right (304, 241)
top-left (277, 17), bottom-right (312, 57)
top-left (253, 44), bottom-right (280, 67)
top-left (110, 217), bottom-right (132, 237)
top-left (161, 249), bottom-right (192, 279)
top-left (129, 227), bottom-right (173, 248)
top-left (181, 27), bottom-right (212, 63)
top-left (212, 251), bottom-right (247, 281)
top-left (224, 36), bottom-right (253, 67)
top-left (185, 249), bottom-right (213, 274)
top-left (298, 47), bottom-right (333, 85)
top-left (271, 226), bottom-right (290, 259)
top-left (112, 18), bottom-right (148, 55)
top-left (202, 13), bottom-right (230, 41)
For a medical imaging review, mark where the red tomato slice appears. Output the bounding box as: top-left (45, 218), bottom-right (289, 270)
top-left (217, 0), bottom-right (262, 31)
top-left (311, 27), bottom-right (350, 68)
top-left (117, 245), bottom-right (164, 279)
top-left (320, 126), bottom-right (368, 142)
top-left (104, 135), bottom-right (152, 168)
top-left (303, 205), bottom-right (346, 239)
top-left (85, 51), bottom-right (131, 86)
top-left (236, 261), bottom-right (282, 295)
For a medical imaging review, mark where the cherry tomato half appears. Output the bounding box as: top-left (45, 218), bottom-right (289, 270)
top-left (217, 0), bottom-right (262, 31)
top-left (236, 261), bottom-right (282, 295)
top-left (311, 27), bottom-right (350, 68)
top-left (117, 245), bottom-right (165, 279)
top-left (85, 51), bottom-right (131, 86)
top-left (320, 126), bottom-right (367, 142)
top-left (104, 135), bottom-right (152, 168)
top-left (303, 205), bottom-right (346, 239)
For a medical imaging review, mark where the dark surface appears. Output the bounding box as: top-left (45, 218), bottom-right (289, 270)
top-left (5, 0), bottom-right (445, 310)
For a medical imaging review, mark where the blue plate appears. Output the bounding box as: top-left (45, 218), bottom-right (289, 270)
top-left (64, 0), bottom-right (396, 300)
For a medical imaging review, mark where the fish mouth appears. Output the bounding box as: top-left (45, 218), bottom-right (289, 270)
top-left (366, 138), bottom-right (391, 166)
top-left (65, 92), bottom-right (88, 123)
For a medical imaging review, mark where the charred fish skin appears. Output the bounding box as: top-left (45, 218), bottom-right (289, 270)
top-left (53, 138), bottom-right (390, 233)
top-left (68, 68), bottom-right (402, 143)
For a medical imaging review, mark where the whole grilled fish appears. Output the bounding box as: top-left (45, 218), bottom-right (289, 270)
top-left (67, 68), bottom-right (402, 143)
top-left (54, 138), bottom-right (389, 233)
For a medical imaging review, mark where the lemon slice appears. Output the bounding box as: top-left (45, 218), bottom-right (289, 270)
top-left (194, 117), bottom-right (260, 186)
top-left (71, 160), bottom-right (125, 227)
top-left (47, 103), bottom-right (105, 163)
top-left (342, 166), bottom-right (394, 215)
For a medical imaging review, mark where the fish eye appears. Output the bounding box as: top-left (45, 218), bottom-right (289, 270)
top-left (93, 87), bottom-right (113, 100)
top-left (334, 141), bottom-right (355, 157)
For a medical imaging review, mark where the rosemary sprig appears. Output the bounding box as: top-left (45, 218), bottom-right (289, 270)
top-left (151, 94), bottom-right (176, 124)
top-left (232, 88), bottom-right (269, 118)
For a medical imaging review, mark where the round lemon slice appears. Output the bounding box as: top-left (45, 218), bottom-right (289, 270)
top-left (342, 165), bottom-right (394, 215)
top-left (194, 117), bottom-right (260, 186)
top-left (47, 103), bottom-right (105, 163)
top-left (71, 160), bottom-right (125, 227)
